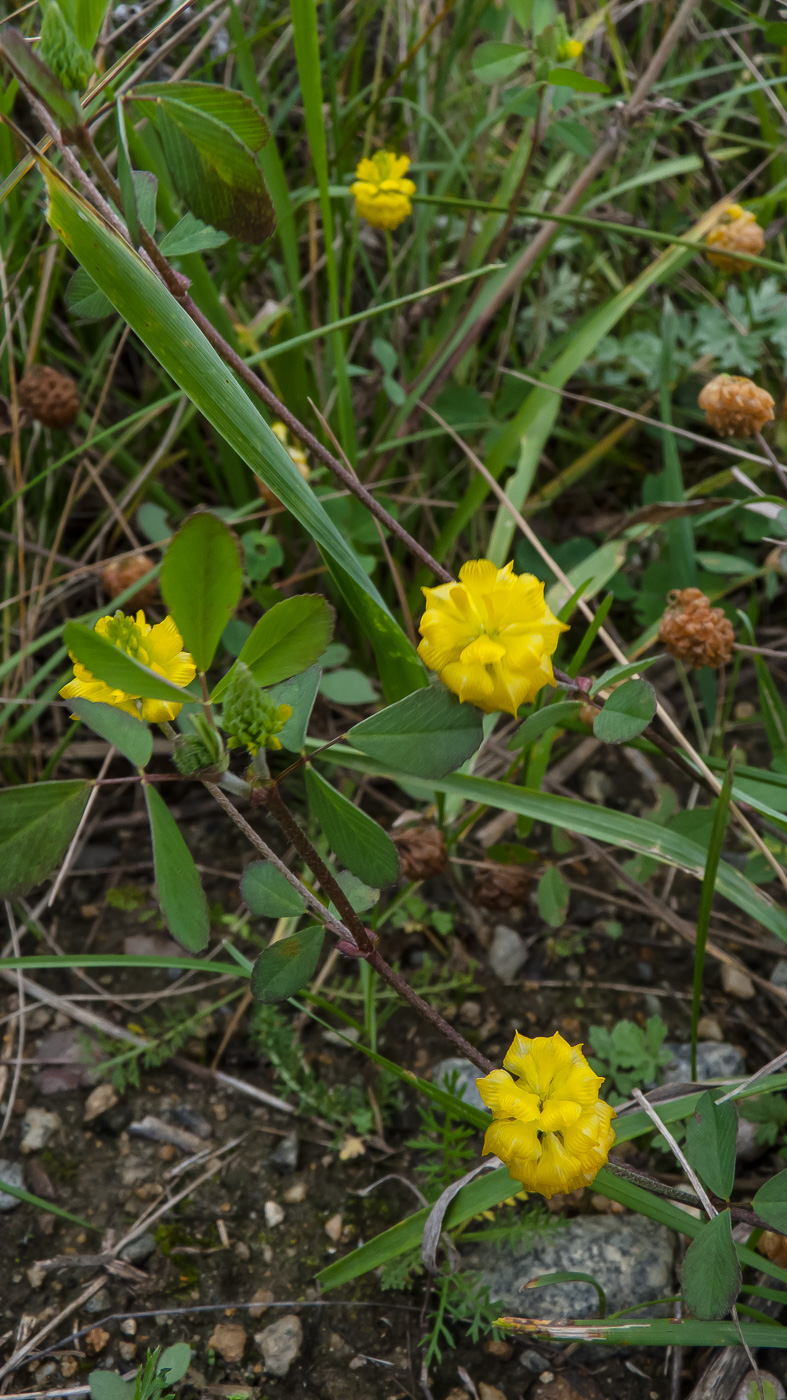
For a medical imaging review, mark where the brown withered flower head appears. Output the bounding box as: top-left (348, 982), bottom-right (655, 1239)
top-left (698, 374), bottom-right (774, 438)
top-left (393, 823), bottom-right (448, 882)
top-left (706, 206), bottom-right (765, 273)
top-left (658, 588), bottom-right (735, 670)
top-left (472, 862), bottom-right (532, 912)
top-left (18, 365), bottom-right (79, 429)
top-left (102, 554), bottom-right (158, 611)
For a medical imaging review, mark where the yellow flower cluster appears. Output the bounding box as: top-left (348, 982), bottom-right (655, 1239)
top-left (557, 38), bottom-right (583, 59)
top-left (417, 559), bottom-right (567, 716)
top-left (61, 611), bottom-right (195, 723)
top-left (351, 151), bottom-right (416, 231)
top-left (476, 1032), bottom-right (616, 1198)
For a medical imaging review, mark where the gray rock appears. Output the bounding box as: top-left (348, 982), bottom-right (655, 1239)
top-left (20, 1107), bottom-right (61, 1154)
top-left (168, 1106), bottom-right (211, 1140)
top-left (722, 964), bottom-right (755, 1000)
top-left (0, 1159), bottom-right (24, 1211)
top-left (465, 1214), bottom-right (674, 1320)
top-left (120, 1232), bottom-right (156, 1264)
top-left (432, 1059), bottom-right (489, 1114)
top-left (735, 1372), bottom-right (786, 1400)
top-left (520, 1349), bottom-right (551, 1374)
top-left (736, 1116), bottom-right (767, 1164)
top-left (270, 1131), bottom-right (299, 1174)
top-left (488, 925), bottom-right (528, 982)
top-left (84, 1287), bottom-right (110, 1314)
top-left (256, 1314), bottom-right (303, 1376)
top-left (662, 1042), bottom-right (745, 1085)
top-left (771, 960), bottom-right (787, 992)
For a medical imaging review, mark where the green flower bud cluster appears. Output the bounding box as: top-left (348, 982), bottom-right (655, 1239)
top-left (40, 2), bottom-right (95, 91)
top-left (532, 13), bottom-right (582, 80)
top-left (221, 663), bottom-right (292, 755)
top-left (101, 610), bottom-right (145, 655)
top-left (173, 713), bottom-right (228, 776)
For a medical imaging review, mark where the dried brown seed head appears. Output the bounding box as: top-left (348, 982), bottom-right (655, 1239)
top-left (472, 862), bottom-right (532, 911)
top-left (758, 1230), bottom-right (787, 1271)
top-left (658, 587), bottom-right (735, 669)
top-left (393, 823), bottom-right (448, 881)
top-left (706, 210), bottom-right (765, 272)
top-left (698, 374), bottom-right (774, 438)
top-left (18, 365), bottom-right (79, 429)
top-left (102, 554), bottom-right (158, 610)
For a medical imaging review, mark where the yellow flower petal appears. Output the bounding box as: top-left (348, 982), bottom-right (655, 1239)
top-left (538, 1098), bottom-right (582, 1133)
top-left (140, 698), bottom-right (183, 723)
top-left (60, 610), bottom-right (195, 728)
top-left (531, 1132), bottom-right (586, 1195)
top-left (476, 1069), bottom-right (540, 1122)
top-left (417, 559), bottom-right (567, 715)
top-left (483, 1118), bottom-right (542, 1163)
top-left (457, 558), bottom-right (503, 589)
top-left (480, 1030), bottom-right (615, 1199)
top-left (351, 151), bottom-right (415, 230)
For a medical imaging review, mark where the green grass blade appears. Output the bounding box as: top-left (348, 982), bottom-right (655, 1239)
top-left (41, 158), bottom-right (423, 694)
top-left (438, 211), bottom-right (723, 565)
top-left (496, 1317), bottom-right (787, 1348)
top-left (311, 746), bottom-right (787, 943)
top-left (0, 1178), bottom-right (100, 1233)
top-left (289, 0), bottom-right (355, 456)
top-left (691, 754), bottom-right (736, 1080)
top-left (0, 953), bottom-right (249, 977)
top-left (318, 1099), bottom-right (787, 1293)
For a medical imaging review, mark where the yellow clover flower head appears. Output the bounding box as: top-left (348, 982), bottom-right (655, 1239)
top-left (557, 38), bottom-right (583, 60)
top-left (476, 1031), bottom-right (616, 1198)
top-left (60, 610), bottom-right (196, 724)
top-left (350, 151), bottom-right (416, 231)
top-left (417, 559), bottom-right (568, 716)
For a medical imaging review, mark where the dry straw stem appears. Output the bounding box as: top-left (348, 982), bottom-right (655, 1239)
top-left (0, 1143), bottom-right (241, 1384)
top-left (502, 371), bottom-right (781, 473)
top-left (421, 402), bottom-right (787, 896)
top-left (408, 0), bottom-right (704, 404)
top-left (631, 1087), bottom-right (716, 1216)
top-left (561, 826), bottom-right (787, 1017)
top-left (0, 961), bottom-right (296, 1116)
top-left (28, 98), bottom-right (451, 585)
top-left (0, 0), bottom-right (200, 202)
top-left (207, 783), bottom-right (494, 1072)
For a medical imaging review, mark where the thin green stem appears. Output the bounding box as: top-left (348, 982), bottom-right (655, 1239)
top-left (690, 753), bottom-right (736, 1082)
top-left (675, 659), bottom-right (707, 751)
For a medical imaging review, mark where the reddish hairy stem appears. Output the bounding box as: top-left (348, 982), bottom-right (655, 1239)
top-left (72, 128), bottom-right (451, 585)
top-left (265, 783), bottom-right (494, 1073)
top-left (62, 125), bottom-right (490, 1071)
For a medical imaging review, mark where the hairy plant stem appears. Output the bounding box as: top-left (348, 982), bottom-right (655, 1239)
top-left (204, 782), bottom-right (333, 928)
top-left (68, 124), bottom-right (451, 585)
top-left (605, 1159), bottom-right (773, 1231)
top-left (247, 780), bottom-right (494, 1073)
top-left (29, 103), bottom-right (490, 1070)
top-left (262, 781), bottom-right (368, 940)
